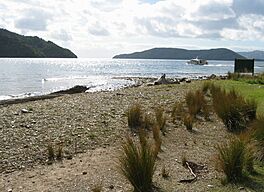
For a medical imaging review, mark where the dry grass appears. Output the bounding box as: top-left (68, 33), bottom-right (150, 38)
top-left (183, 114), bottom-right (194, 131)
top-left (56, 144), bottom-right (63, 161)
top-left (155, 106), bottom-right (166, 135)
top-left (171, 101), bottom-right (185, 123)
top-left (251, 116), bottom-right (264, 161)
top-left (127, 103), bottom-right (144, 130)
top-left (211, 86), bottom-right (257, 132)
top-left (152, 125), bottom-right (162, 156)
top-left (185, 90), bottom-right (206, 117)
top-left (47, 143), bottom-right (55, 162)
top-left (161, 165), bottom-right (170, 179)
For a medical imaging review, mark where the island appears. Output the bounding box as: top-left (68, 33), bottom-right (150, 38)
top-left (0, 28), bottom-right (77, 58)
top-left (113, 47), bottom-right (245, 60)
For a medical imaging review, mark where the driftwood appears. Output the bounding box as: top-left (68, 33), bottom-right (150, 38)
top-left (0, 85), bottom-right (89, 106)
top-left (179, 161), bottom-right (197, 183)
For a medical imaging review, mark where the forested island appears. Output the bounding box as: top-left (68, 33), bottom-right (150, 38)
top-left (0, 29), bottom-right (77, 58)
top-left (113, 47), bottom-right (245, 60)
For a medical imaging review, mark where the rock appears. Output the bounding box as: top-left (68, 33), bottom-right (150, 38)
top-left (7, 189), bottom-right (12, 192)
top-left (207, 185), bottom-right (214, 188)
top-left (185, 79), bottom-right (191, 83)
top-left (21, 109), bottom-right (32, 113)
top-left (82, 171), bottom-right (87, 175)
top-left (109, 185), bottom-right (114, 189)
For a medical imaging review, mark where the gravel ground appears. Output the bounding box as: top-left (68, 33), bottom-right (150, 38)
top-left (0, 80), bottom-right (232, 191)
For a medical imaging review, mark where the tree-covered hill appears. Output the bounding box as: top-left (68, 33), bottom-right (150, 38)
top-left (0, 29), bottom-right (77, 58)
top-left (113, 47), bottom-right (245, 60)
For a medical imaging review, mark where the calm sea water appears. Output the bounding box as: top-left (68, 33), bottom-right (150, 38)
top-left (0, 58), bottom-right (264, 100)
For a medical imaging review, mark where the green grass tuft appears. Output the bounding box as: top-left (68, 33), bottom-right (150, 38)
top-left (118, 135), bottom-right (156, 192)
top-left (216, 137), bottom-right (246, 183)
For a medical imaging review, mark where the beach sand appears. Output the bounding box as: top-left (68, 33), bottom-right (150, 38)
top-left (0, 80), bottom-right (231, 191)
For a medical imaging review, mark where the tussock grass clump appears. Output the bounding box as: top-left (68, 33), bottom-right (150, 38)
top-left (251, 116), bottom-right (264, 161)
top-left (183, 114), bottom-right (193, 131)
top-left (227, 72), bottom-right (264, 85)
top-left (142, 114), bottom-right (154, 131)
top-left (171, 101), bottom-right (185, 123)
top-left (47, 143), bottom-right (55, 162)
top-left (155, 107), bottom-right (166, 135)
top-left (212, 86), bottom-right (257, 132)
top-left (202, 81), bottom-right (213, 94)
top-left (56, 144), bottom-right (63, 161)
top-left (185, 90), bottom-right (206, 117)
top-left (161, 165), bottom-right (169, 179)
top-left (91, 184), bottom-right (103, 192)
top-left (152, 125), bottom-right (162, 156)
top-left (118, 135), bottom-right (156, 192)
top-left (127, 103), bottom-right (143, 130)
top-left (216, 137), bottom-right (246, 183)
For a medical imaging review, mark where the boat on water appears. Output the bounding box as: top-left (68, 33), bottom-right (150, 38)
top-left (187, 57), bottom-right (208, 65)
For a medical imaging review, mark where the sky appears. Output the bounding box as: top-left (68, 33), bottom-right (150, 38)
top-left (0, 0), bottom-right (264, 58)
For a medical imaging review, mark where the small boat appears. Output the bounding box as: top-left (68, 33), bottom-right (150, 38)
top-left (187, 57), bottom-right (208, 65)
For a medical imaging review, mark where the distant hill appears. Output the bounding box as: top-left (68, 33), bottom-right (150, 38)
top-left (0, 29), bottom-right (77, 58)
top-left (113, 48), bottom-right (245, 60)
top-left (238, 50), bottom-right (264, 61)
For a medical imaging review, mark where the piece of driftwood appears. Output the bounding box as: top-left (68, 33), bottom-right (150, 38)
top-left (179, 161), bottom-right (197, 183)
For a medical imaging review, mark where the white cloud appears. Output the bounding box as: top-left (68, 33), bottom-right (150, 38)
top-left (15, 8), bottom-right (52, 31)
top-left (221, 14), bottom-right (264, 41)
top-left (0, 0), bottom-right (264, 57)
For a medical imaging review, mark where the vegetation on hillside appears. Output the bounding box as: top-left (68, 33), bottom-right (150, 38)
top-left (0, 28), bottom-right (77, 58)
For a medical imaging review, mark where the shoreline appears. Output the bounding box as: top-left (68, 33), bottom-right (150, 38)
top-left (0, 74), bottom-right (225, 106)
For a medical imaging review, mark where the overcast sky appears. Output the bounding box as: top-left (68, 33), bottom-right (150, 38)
top-left (0, 0), bottom-right (264, 58)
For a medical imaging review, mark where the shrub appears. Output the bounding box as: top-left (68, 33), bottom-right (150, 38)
top-left (185, 90), bottom-right (206, 117)
top-left (118, 135), bottom-right (156, 192)
top-left (127, 103), bottom-right (143, 130)
top-left (251, 116), bottom-right (264, 161)
top-left (183, 114), bottom-right (193, 131)
top-left (216, 137), bottom-right (246, 183)
top-left (212, 87), bottom-right (257, 132)
top-left (155, 107), bottom-right (166, 135)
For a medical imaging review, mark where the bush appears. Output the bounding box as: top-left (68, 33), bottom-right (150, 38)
top-left (212, 87), bottom-right (257, 132)
top-left (216, 137), bottom-right (246, 183)
top-left (127, 103), bottom-right (143, 130)
top-left (155, 107), bottom-right (166, 135)
top-left (118, 135), bottom-right (156, 192)
top-left (185, 90), bottom-right (206, 117)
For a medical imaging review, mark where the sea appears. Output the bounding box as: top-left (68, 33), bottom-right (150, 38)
top-left (0, 58), bottom-right (264, 100)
